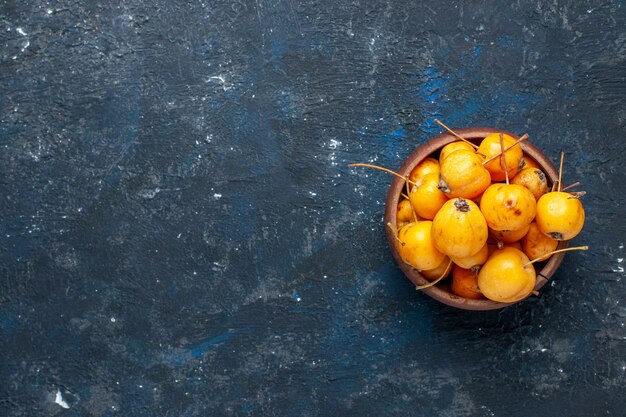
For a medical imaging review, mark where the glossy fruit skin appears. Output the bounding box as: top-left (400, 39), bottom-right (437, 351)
top-left (439, 141), bottom-right (475, 162)
top-left (480, 183), bottom-right (537, 232)
top-left (535, 191), bottom-right (585, 241)
top-left (477, 133), bottom-right (523, 181)
top-left (522, 222), bottom-right (558, 262)
top-left (420, 256), bottom-right (453, 281)
top-left (451, 265), bottom-right (484, 299)
top-left (397, 221), bottom-right (446, 271)
top-left (438, 149), bottom-right (491, 199)
top-left (432, 198), bottom-right (488, 258)
top-left (450, 243), bottom-right (489, 269)
top-left (397, 199), bottom-right (415, 224)
top-left (409, 157), bottom-right (440, 183)
top-left (490, 223), bottom-right (530, 244)
top-left (511, 167), bottom-right (548, 200)
top-left (409, 172), bottom-right (448, 220)
top-left (478, 247), bottom-right (536, 303)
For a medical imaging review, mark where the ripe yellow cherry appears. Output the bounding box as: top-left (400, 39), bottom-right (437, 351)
top-left (438, 149), bottom-right (491, 199)
top-left (409, 157), bottom-right (440, 183)
top-left (397, 221), bottom-right (446, 270)
top-left (409, 172), bottom-right (448, 220)
top-left (450, 243), bottom-right (488, 270)
top-left (439, 141), bottom-right (475, 162)
top-left (397, 198), bottom-right (415, 224)
top-left (420, 256), bottom-right (453, 281)
top-left (490, 223), bottom-right (530, 244)
top-left (478, 247), bottom-right (536, 303)
top-left (535, 191), bottom-right (585, 240)
top-left (477, 133), bottom-right (523, 181)
top-left (511, 167), bottom-right (548, 200)
top-left (522, 222), bottom-right (558, 262)
top-left (432, 198), bottom-right (488, 258)
top-left (451, 265), bottom-right (484, 299)
top-left (480, 183), bottom-right (536, 231)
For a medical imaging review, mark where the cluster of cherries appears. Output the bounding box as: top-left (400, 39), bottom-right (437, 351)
top-left (351, 120), bottom-right (587, 303)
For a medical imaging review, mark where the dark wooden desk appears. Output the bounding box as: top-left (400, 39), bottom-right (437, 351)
top-left (1, 1), bottom-right (624, 415)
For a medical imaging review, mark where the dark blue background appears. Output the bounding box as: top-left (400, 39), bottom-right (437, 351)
top-left (1, 1), bottom-right (625, 416)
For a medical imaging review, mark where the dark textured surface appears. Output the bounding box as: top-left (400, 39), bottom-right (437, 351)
top-left (1, 1), bottom-right (625, 416)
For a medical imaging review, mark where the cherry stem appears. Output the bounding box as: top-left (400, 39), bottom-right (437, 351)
top-left (500, 132), bottom-right (509, 185)
top-left (482, 134), bottom-right (529, 165)
top-left (568, 191), bottom-right (586, 199)
top-left (524, 245), bottom-right (589, 266)
top-left (415, 259), bottom-right (453, 290)
top-left (405, 179), bottom-right (418, 223)
top-left (386, 222), bottom-right (403, 245)
top-left (348, 163), bottom-right (418, 187)
top-left (562, 181), bottom-right (581, 192)
top-left (434, 119), bottom-right (479, 149)
top-left (557, 151), bottom-right (564, 192)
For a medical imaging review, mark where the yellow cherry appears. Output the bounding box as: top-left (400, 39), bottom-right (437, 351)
top-left (432, 198), bottom-right (488, 258)
top-left (450, 243), bottom-right (489, 270)
top-left (397, 221), bottom-right (446, 270)
top-left (535, 191), bottom-right (585, 240)
top-left (439, 141), bottom-right (475, 162)
top-left (511, 167), bottom-right (548, 200)
top-left (451, 265), bottom-right (484, 299)
top-left (477, 133), bottom-right (523, 181)
top-left (478, 247), bottom-right (536, 303)
top-left (522, 222), bottom-right (559, 262)
top-left (438, 149), bottom-right (491, 199)
top-left (409, 172), bottom-right (448, 220)
top-left (409, 157), bottom-right (440, 183)
top-left (480, 183), bottom-right (536, 232)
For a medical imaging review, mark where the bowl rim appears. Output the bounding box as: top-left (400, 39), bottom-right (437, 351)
top-left (384, 127), bottom-right (568, 310)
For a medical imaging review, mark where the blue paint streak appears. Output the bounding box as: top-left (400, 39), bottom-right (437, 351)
top-left (420, 119), bottom-right (442, 137)
top-left (0, 312), bottom-right (17, 335)
top-left (190, 331), bottom-right (235, 358)
top-left (271, 40), bottom-right (288, 65)
top-left (472, 45), bottom-right (483, 67)
top-left (416, 67), bottom-right (446, 103)
top-left (161, 331), bottom-right (236, 365)
top-left (498, 36), bottom-right (516, 47)
top-left (413, 66), bottom-right (449, 137)
top-left (371, 128), bottom-right (407, 159)
top-left (387, 128), bottom-right (407, 139)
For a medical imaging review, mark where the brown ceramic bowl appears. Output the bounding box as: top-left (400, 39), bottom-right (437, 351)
top-left (384, 127), bottom-right (568, 310)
